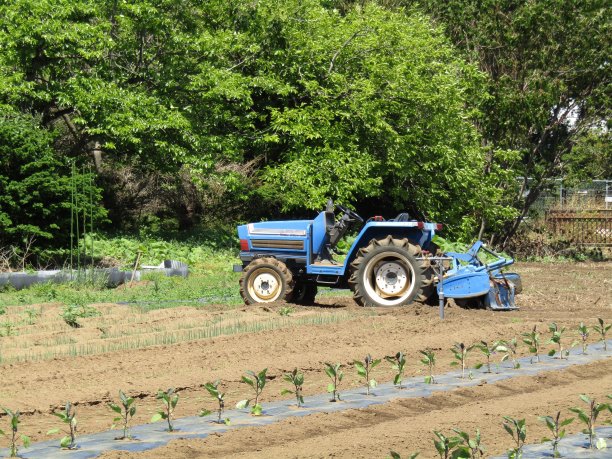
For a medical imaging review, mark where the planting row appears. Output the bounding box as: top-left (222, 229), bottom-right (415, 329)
top-left (1, 318), bottom-right (610, 458)
top-left (389, 392), bottom-right (611, 458)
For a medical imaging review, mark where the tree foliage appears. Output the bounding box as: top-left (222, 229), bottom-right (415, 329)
top-left (0, 0), bottom-right (607, 251)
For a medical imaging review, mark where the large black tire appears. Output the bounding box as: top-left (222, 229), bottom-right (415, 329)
top-left (291, 282), bottom-right (318, 305)
top-left (239, 257), bottom-right (294, 305)
top-left (348, 236), bottom-right (433, 307)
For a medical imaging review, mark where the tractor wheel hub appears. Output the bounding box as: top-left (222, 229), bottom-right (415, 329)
top-left (375, 262), bottom-right (408, 295)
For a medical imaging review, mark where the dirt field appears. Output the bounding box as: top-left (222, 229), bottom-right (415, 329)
top-left (1, 262), bottom-right (611, 458)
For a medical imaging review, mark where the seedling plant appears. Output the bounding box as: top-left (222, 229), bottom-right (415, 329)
top-left (48, 402), bottom-right (78, 449)
top-left (237, 368), bottom-right (267, 415)
top-left (475, 341), bottom-right (496, 373)
top-left (151, 388), bottom-right (179, 431)
top-left (388, 452), bottom-right (419, 459)
top-left (450, 343), bottom-right (474, 379)
top-left (547, 323), bottom-right (576, 359)
top-left (324, 363), bottom-right (343, 402)
top-left (281, 368), bottom-right (305, 407)
top-left (385, 351), bottom-right (407, 389)
top-left (419, 349), bottom-right (436, 384)
top-left (200, 380), bottom-right (229, 424)
top-left (496, 338), bottom-right (520, 369)
top-left (593, 318), bottom-right (610, 351)
top-left (452, 428), bottom-right (486, 459)
top-left (432, 430), bottom-right (462, 459)
top-left (577, 323), bottom-right (589, 354)
top-left (521, 326), bottom-right (541, 363)
top-left (354, 354), bottom-right (381, 395)
top-left (0, 408), bottom-right (30, 457)
top-left (539, 411), bottom-right (574, 457)
top-left (569, 394), bottom-right (610, 449)
top-left (503, 416), bottom-right (526, 459)
top-left (109, 390), bottom-right (136, 439)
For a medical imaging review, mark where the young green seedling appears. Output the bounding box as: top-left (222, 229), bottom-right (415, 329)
top-left (452, 428), bottom-right (486, 458)
top-left (521, 326), bottom-right (541, 363)
top-left (539, 411), bottom-right (574, 457)
top-left (48, 402), bottom-right (78, 449)
top-left (236, 368), bottom-right (267, 415)
top-left (388, 452), bottom-right (419, 459)
top-left (593, 318), bottom-right (610, 351)
top-left (432, 430), bottom-right (463, 459)
top-left (324, 362), bottom-right (343, 402)
top-left (419, 349), bottom-right (436, 384)
top-left (151, 388), bottom-right (179, 431)
top-left (569, 394), bottom-right (610, 449)
top-left (109, 390), bottom-right (136, 439)
top-left (547, 323), bottom-right (577, 359)
top-left (475, 341), bottom-right (496, 373)
top-left (496, 338), bottom-right (520, 369)
top-left (502, 416), bottom-right (527, 459)
top-left (450, 343), bottom-right (474, 379)
top-left (354, 354), bottom-right (381, 395)
top-left (0, 408), bottom-right (30, 457)
top-left (385, 351), bottom-right (407, 389)
top-left (200, 380), bottom-right (229, 425)
top-left (281, 368), bottom-right (305, 407)
top-left (577, 322), bottom-right (589, 355)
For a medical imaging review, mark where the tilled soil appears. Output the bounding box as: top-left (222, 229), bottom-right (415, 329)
top-left (1, 262), bottom-right (611, 458)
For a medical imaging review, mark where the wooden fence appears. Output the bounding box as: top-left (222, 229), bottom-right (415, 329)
top-left (546, 209), bottom-right (612, 246)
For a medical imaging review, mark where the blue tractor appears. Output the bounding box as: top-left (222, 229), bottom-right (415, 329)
top-left (235, 201), bottom-right (520, 309)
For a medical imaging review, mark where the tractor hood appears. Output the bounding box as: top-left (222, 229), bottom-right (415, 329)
top-left (237, 220), bottom-right (312, 240)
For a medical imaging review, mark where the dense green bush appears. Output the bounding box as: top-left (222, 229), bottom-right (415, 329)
top-left (0, 109), bottom-right (105, 252)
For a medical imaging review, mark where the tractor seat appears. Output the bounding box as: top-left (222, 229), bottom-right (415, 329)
top-left (392, 212), bottom-right (412, 222)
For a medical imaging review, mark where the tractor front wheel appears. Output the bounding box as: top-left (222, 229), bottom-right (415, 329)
top-left (349, 236), bottom-right (432, 307)
top-left (240, 258), bottom-right (294, 305)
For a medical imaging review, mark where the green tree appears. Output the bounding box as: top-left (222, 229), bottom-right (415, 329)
top-left (0, 109), bottom-right (104, 253)
top-left (401, 0), bottom-right (610, 245)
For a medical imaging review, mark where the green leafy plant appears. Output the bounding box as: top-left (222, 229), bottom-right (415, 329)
top-left (0, 408), bottom-right (30, 457)
top-left (109, 390), bottom-right (136, 440)
top-left (324, 363), bottom-right (343, 402)
top-left (151, 388), bottom-right (179, 431)
top-left (569, 394), bottom-right (610, 449)
top-left (502, 416), bottom-right (527, 459)
top-left (521, 326), bottom-right (541, 363)
top-left (475, 341), bottom-right (497, 373)
top-left (60, 303), bottom-right (100, 328)
top-left (48, 402), bottom-right (78, 449)
top-left (539, 411), bottom-right (574, 457)
top-left (432, 430), bottom-right (462, 459)
top-left (200, 380), bottom-right (229, 425)
top-left (23, 308), bottom-right (40, 325)
top-left (1, 320), bottom-right (16, 337)
top-left (281, 368), bottom-right (305, 407)
top-left (577, 323), bottom-right (590, 355)
top-left (496, 338), bottom-right (520, 369)
top-left (388, 451), bottom-right (419, 459)
top-left (419, 349), bottom-right (436, 384)
top-left (385, 351), bottom-right (407, 389)
top-left (236, 368), bottom-right (267, 415)
top-left (278, 306), bottom-right (294, 316)
top-left (452, 428), bottom-right (486, 458)
top-left (593, 318), bottom-right (610, 351)
top-left (354, 354), bottom-right (381, 395)
top-left (450, 343), bottom-right (474, 379)
top-left (547, 323), bottom-right (576, 359)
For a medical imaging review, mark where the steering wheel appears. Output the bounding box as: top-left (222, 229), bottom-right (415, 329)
top-left (336, 204), bottom-right (364, 223)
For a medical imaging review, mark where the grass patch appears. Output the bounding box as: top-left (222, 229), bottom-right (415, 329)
top-left (0, 308), bottom-right (358, 364)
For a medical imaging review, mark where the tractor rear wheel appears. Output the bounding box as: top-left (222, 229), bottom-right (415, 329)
top-left (348, 236), bottom-right (433, 307)
top-left (240, 258), bottom-right (294, 305)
